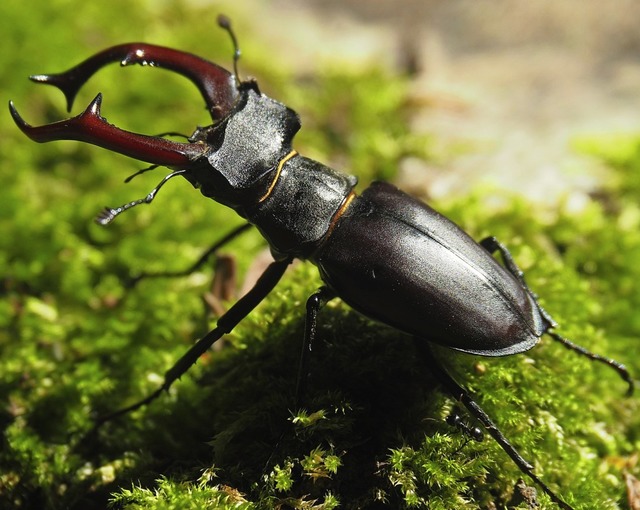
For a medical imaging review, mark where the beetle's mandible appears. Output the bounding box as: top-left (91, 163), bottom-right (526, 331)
top-left (9, 15), bottom-right (634, 510)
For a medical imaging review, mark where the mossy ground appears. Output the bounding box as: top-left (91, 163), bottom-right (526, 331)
top-left (1, 2), bottom-right (639, 509)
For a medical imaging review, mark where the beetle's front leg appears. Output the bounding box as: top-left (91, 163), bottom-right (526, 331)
top-left (95, 257), bottom-right (291, 426)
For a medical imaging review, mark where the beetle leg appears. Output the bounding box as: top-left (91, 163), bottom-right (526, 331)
top-left (416, 341), bottom-right (574, 510)
top-left (479, 236), bottom-right (530, 289)
top-left (481, 235), bottom-right (556, 328)
top-left (25, 43), bottom-right (239, 121)
top-left (480, 236), bottom-right (634, 395)
top-left (94, 257), bottom-right (291, 427)
top-left (9, 95), bottom-right (205, 167)
top-left (547, 331), bottom-right (634, 396)
top-left (126, 223), bottom-right (253, 288)
top-left (295, 286), bottom-right (337, 407)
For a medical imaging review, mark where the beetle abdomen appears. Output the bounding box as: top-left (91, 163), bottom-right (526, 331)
top-left (314, 182), bottom-right (549, 356)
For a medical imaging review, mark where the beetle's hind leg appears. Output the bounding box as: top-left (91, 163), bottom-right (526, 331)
top-left (416, 340), bottom-right (575, 510)
top-left (547, 330), bottom-right (634, 396)
top-left (479, 236), bottom-right (634, 395)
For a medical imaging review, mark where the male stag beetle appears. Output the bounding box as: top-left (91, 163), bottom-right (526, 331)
top-left (9, 15), bottom-right (634, 509)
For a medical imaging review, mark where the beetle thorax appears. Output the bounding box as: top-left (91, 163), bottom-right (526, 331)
top-left (189, 89), bottom-right (301, 206)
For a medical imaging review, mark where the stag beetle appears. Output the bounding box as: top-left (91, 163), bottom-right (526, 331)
top-left (9, 16), bottom-right (634, 510)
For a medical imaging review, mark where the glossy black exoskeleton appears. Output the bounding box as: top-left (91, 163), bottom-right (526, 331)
top-left (9, 16), bottom-right (633, 510)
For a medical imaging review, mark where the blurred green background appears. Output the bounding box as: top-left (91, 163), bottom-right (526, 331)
top-left (1, 1), bottom-right (640, 509)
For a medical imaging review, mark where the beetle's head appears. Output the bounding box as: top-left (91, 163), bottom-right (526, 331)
top-left (8, 15), bottom-right (262, 223)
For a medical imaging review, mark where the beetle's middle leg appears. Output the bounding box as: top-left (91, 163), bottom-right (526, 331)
top-left (416, 340), bottom-right (574, 510)
top-left (480, 236), bottom-right (634, 395)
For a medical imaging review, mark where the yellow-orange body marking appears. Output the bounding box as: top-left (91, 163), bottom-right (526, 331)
top-left (258, 150), bottom-right (298, 203)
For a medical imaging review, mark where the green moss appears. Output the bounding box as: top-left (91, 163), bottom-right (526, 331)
top-left (2, 2), bottom-right (639, 509)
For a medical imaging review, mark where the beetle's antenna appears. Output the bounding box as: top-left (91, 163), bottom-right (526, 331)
top-left (96, 169), bottom-right (187, 225)
top-left (217, 14), bottom-right (242, 86)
